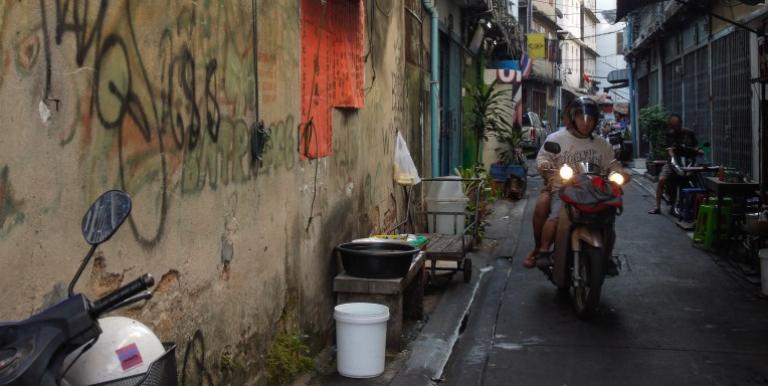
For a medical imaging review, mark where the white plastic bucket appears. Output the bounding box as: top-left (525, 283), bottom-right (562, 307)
top-left (425, 176), bottom-right (466, 201)
top-left (759, 249), bottom-right (768, 296)
top-left (425, 198), bottom-right (469, 234)
top-left (334, 303), bottom-right (390, 378)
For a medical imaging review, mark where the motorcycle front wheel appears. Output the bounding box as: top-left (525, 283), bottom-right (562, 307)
top-left (572, 244), bottom-right (605, 319)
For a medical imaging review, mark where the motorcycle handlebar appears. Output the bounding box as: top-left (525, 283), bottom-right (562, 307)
top-left (91, 274), bottom-right (155, 316)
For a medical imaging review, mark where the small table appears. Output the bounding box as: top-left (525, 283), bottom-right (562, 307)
top-left (333, 252), bottom-right (426, 348)
top-left (703, 177), bottom-right (760, 248)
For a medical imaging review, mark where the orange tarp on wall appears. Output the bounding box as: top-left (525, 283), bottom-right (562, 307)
top-left (331, 0), bottom-right (365, 108)
top-left (300, 0), bottom-right (364, 159)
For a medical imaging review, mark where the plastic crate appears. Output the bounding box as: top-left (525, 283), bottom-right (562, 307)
top-left (490, 163), bottom-right (526, 182)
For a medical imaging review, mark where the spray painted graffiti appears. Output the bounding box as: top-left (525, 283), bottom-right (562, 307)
top-left (30, 1), bottom-right (267, 247)
top-left (0, 166), bottom-right (25, 238)
top-left (261, 115), bottom-right (296, 172)
top-left (181, 117), bottom-right (251, 194)
top-left (182, 329), bottom-right (214, 385)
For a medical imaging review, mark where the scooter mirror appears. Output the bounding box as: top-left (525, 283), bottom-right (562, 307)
top-left (543, 141), bottom-right (561, 154)
top-left (81, 190), bottom-right (132, 245)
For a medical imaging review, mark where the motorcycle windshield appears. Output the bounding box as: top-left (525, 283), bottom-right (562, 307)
top-left (574, 162), bottom-right (603, 175)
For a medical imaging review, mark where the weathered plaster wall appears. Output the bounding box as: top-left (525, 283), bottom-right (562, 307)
top-left (0, 0), bottom-right (417, 382)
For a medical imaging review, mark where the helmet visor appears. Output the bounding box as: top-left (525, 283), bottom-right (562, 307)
top-left (573, 102), bottom-right (599, 119)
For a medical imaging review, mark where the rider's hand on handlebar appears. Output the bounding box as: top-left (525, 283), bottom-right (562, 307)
top-left (538, 162), bottom-right (557, 177)
top-left (538, 161), bottom-right (555, 171)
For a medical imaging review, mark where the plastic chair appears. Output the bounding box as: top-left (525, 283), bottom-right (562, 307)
top-left (679, 188), bottom-right (707, 222)
top-left (693, 192), bottom-right (709, 222)
top-left (693, 203), bottom-right (732, 251)
top-left (707, 196), bottom-right (733, 209)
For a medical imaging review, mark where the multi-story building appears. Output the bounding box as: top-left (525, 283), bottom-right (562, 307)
top-left (624, 0), bottom-right (767, 185)
top-left (524, 0), bottom-right (560, 127)
top-left (581, 0), bottom-right (599, 93)
top-left (558, 0), bottom-right (585, 104)
top-left (595, 0), bottom-right (629, 103)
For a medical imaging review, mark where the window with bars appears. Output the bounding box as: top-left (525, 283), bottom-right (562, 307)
top-left (711, 30), bottom-right (753, 178)
top-left (663, 59), bottom-right (682, 115)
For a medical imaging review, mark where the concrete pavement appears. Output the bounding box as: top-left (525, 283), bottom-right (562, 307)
top-left (441, 174), bottom-right (768, 386)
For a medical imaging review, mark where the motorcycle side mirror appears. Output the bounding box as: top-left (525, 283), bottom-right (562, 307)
top-left (81, 190), bottom-right (132, 245)
top-left (543, 141), bottom-right (561, 154)
top-left (69, 190), bottom-right (132, 297)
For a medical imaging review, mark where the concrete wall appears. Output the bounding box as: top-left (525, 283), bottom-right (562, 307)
top-left (595, 0), bottom-right (628, 102)
top-left (558, 0), bottom-right (582, 38)
top-left (711, 1), bottom-right (764, 34)
top-left (583, 16), bottom-right (597, 51)
top-left (0, 0), bottom-right (420, 382)
top-left (437, 0), bottom-right (462, 34)
top-left (563, 40), bottom-right (582, 90)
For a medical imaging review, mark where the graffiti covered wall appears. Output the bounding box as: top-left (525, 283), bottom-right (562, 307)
top-left (0, 0), bottom-right (417, 382)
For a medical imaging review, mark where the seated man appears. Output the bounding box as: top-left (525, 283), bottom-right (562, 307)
top-left (648, 113), bottom-right (699, 214)
top-left (523, 97), bottom-right (629, 268)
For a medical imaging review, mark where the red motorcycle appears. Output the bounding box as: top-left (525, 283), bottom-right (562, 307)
top-left (538, 142), bottom-right (626, 318)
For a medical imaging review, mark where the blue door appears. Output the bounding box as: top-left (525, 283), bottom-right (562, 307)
top-left (440, 32), bottom-right (463, 176)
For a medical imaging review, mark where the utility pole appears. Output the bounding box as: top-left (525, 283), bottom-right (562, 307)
top-left (527, 0), bottom-right (532, 34)
top-left (525, 0), bottom-right (533, 113)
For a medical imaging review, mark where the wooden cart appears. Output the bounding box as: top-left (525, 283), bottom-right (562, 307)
top-left (392, 178), bottom-right (482, 283)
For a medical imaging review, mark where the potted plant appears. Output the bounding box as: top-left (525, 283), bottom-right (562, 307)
top-left (492, 124), bottom-right (527, 199)
top-left (638, 105), bottom-right (668, 176)
top-left (464, 80), bottom-right (515, 167)
top-left (455, 165), bottom-right (495, 244)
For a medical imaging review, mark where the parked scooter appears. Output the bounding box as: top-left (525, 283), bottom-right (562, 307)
top-left (602, 126), bottom-right (630, 166)
top-left (0, 191), bottom-right (177, 386)
top-left (537, 142), bottom-right (625, 319)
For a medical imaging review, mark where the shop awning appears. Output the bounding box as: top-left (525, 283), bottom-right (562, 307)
top-left (562, 86), bottom-right (587, 98)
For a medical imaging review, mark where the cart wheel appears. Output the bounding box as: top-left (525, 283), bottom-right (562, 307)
top-left (463, 258), bottom-right (472, 283)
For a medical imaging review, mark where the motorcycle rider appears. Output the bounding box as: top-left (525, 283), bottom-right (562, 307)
top-left (523, 96), bottom-right (629, 268)
top-left (648, 113), bottom-right (699, 215)
top-left (523, 107), bottom-right (571, 268)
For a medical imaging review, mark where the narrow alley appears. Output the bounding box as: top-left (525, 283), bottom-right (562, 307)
top-left (442, 173), bottom-right (768, 385)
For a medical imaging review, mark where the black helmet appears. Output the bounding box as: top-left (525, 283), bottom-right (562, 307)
top-left (568, 97), bottom-right (600, 124)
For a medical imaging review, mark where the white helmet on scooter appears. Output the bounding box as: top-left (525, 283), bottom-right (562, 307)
top-left (60, 316), bottom-right (166, 385)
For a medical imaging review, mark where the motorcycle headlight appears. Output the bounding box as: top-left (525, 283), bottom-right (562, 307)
top-left (609, 172), bottom-right (625, 186)
top-left (559, 164), bottom-right (574, 181)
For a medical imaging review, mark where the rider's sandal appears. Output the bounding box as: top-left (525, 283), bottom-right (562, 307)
top-left (536, 251), bottom-right (554, 269)
top-left (648, 208), bottom-right (660, 214)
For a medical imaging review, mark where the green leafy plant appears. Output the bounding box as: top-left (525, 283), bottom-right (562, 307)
top-left (455, 166), bottom-right (496, 243)
top-left (464, 80), bottom-right (515, 166)
top-left (638, 105), bottom-right (667, 160)
top-left (493, 125), bottom-right (526, 165)
top-left (265, 332), bottom-right (314, 386)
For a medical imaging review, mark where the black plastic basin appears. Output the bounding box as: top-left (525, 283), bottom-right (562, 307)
top-left (336, 242), bottom-right (419, 279)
